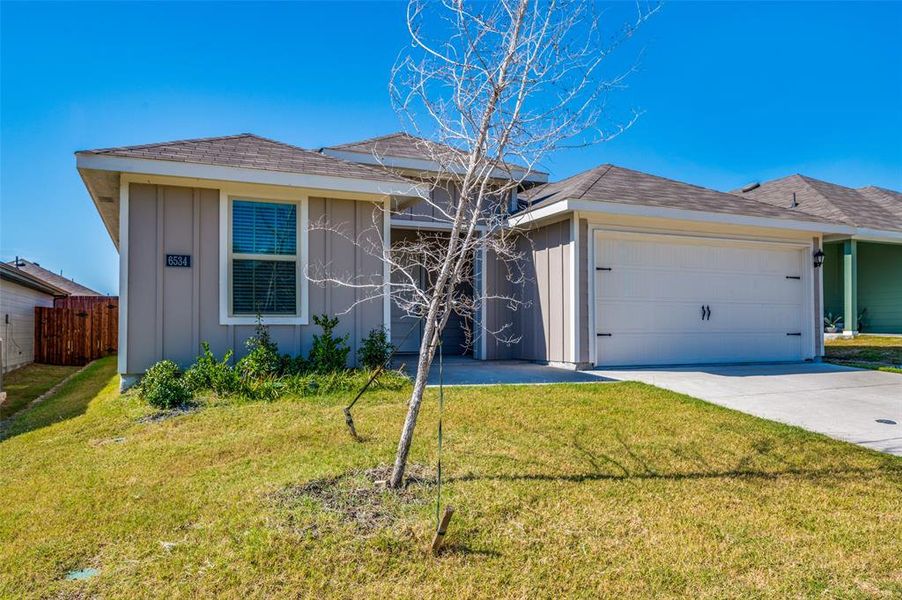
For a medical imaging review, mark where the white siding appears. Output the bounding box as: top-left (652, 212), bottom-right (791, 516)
top-left (0, 279), bottom-right (54, 372)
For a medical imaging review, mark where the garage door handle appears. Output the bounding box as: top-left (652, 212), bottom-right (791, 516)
top-left (701, 305), bottom-right (711, 320)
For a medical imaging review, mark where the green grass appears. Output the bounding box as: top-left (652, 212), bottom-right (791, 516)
top-left (1, 356), bottom-right (900, 598)
top-left (0, 362), bottom-right (79, 419)
top-left (825, 335), bottom-right (902, 373)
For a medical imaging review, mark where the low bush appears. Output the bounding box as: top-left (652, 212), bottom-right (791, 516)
top-left (138, 315), bottom-right (409, 407)
top-left (236, 317), bottom-right (282, 380)
top-left (309, 314), bottom-right (350, 373)
top-left (183, 343), bottom-right (240, 395)
top-left (139, 360), bottom-right (192, 409)
top-left (359, 327), bottom-right (394, 370)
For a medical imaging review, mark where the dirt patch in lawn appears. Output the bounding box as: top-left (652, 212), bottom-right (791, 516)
top-left (137, 406), bottom-right (199, 424)
top-left (273, 463), bottom-right (435, 534)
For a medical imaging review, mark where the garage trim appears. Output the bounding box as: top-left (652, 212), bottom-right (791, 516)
top-left (587, 227), bottom-right (816, 366)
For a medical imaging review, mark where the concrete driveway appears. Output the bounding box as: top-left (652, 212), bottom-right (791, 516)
top-left (591, 362), bottom-right (902, 455)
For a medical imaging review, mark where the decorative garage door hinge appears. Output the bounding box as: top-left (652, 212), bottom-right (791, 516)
top-left (596, 267), bottom-right (612, 271)
top-left (785, 275), bottom-right (801, 280)
top-left (597, 333), bottom-right (612, 337)
top-left (786, 332), bottom-right (802, 336)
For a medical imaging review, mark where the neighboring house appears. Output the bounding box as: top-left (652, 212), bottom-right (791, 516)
top-left (5, 258), bottom-right (103, 296)
top-left (0, 262), bottom-right (68, 372)
top-left (74, 132), bottom-right (897, 387)
top-left (736, 176), bottom-right (902, 334)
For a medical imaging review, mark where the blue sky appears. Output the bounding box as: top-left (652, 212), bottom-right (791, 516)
top-left (2, 1), bottom-right (900, 294)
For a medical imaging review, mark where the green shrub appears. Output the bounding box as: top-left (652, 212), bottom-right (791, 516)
top-left (183, 343), bottom-right (240, 396)
top-left (139, 360), bottom-right (192, 409)
top-left (240, 376), bottom-right (283, 402)
top-left (359, 327), bottom-right (394, 370)
top-left (236, 317), bottom-right (282, 380)
top-left (309, 314), bottom-right (350, 373)
top-left (280, 353), bottom-right (308, 376)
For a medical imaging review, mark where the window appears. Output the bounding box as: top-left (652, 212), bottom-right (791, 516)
top-left (228, 198), bottom-right (305, 320)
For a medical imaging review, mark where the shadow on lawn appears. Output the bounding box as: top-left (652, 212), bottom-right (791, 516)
top-left (0, 358), bottom-right (115, 441)
top-left (452, 427), bottom-right (899, 487)
top-left (448, 464), bottom-right (896, 486)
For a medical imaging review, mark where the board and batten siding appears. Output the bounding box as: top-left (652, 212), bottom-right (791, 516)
top-left (0, 279), bottom-right (55, 372)
top-left (125, 182), bottom-right (385, 375)
top-left (512, 217), bottom-right (575, 365)
top-left (858, 241), bottom-right (902, 333)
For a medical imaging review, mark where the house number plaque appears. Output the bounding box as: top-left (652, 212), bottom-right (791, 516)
top-left (166, 254), bottom-right (191, 268)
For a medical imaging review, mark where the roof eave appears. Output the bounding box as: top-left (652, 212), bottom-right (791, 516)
top-left (75, 153), bottom-right (429, 199)
top-left (77, 165), bottom-right (120, 250)
top-left (508, 198), bottom-right (855, 235)
top-left (0, 264), bottom-right (69, 297)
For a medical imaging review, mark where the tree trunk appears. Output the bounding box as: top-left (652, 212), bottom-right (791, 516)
top-left (389, 315), bottom-right (439, 488)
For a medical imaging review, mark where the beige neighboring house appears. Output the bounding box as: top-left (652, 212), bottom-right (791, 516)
top-left (0, 262), bottom-right (68, 373)
top-left (77, 132), bottom-right (888, 389)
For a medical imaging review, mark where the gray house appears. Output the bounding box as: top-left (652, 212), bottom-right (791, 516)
top-left (75, 133), bottom-right (894, 388)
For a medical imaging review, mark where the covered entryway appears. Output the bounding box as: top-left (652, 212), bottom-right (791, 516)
top-left (592, 231), bottom-right (813, 366)
top-left (390, 228), bottom-right (474, 356)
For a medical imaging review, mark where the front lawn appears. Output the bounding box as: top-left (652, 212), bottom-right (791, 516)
top-left (0, 362), bottom-right (79, 419)
top-left (1, 356), bottom-right (900, 598)
top-left (825, 334), bottom-right (902, 373)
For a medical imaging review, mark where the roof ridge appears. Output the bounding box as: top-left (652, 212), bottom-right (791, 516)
top-left (795, 175), bottom-right (860, 223)
top-left (81, 133), bottom-right (257, 155)
top-left (576, 164), bottom-right (613, 200)
top-left (330, 131), bottom-right (418, 150)
top-left (247, 134), bottom-right (421, 181)
top-left (859, 184), bottom-right (901, 195)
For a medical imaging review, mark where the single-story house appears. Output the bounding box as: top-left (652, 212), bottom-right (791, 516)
top-left (75, 133), bottom-right (897, 388)
top-left (0, 261), bottom-right (68, 372)
top-left (736, 175), bottom-right (902, 334)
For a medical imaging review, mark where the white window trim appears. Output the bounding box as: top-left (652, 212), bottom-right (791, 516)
top-left (219, 190), bottom-right (309, 325)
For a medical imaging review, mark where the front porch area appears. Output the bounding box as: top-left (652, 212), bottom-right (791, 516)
top-left (396, 355), bottom-right (609, 386)
top-left (823, 239), bottom-right (902, 334)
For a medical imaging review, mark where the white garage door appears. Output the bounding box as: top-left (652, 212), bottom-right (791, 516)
top-left (593, 231), bottom-right (809, 366)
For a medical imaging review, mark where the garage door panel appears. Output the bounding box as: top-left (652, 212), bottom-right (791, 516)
top-left (596, 300), bottom-right (803, 334)
top-left (594, 232), bottom-right (808, 366)
top-left (597, 270), bottom-right (803, 304)
top-left (597, 332), bottom-right (802, 365)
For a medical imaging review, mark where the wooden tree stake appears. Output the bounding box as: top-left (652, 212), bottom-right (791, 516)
top-left (343, 407), bottom-right (359, 441)
top-left (430, 506), bottom-right (454, 554)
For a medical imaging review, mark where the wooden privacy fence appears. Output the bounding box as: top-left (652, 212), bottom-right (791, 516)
top-left (34, 296), bottom-right (118, 366)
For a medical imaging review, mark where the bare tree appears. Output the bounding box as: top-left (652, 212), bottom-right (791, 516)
top-left (310, 0), bottom-right (658, 489)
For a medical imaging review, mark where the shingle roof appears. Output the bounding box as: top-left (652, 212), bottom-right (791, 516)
top-left (2, 259), bottom-right (90, 296)
top-left (521, 164), bottom-right (836, 224)
top-left (78, 134), bottom-right (414, 185)
top-left (328, 132), bottom-right (449, 161)
top-left (324, 131), bottom-right (543, 175)
top-left (735, 175), bottom-right (902, 232)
